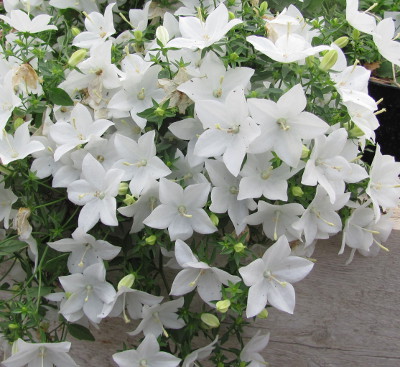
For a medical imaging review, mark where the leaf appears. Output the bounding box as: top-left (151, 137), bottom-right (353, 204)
top-left (0, 240), bottom-right (27, 255)
top-left (67, 323), bottom-right (95, 341)
top-left (25, 286), bottom-right (52, 298)
top-left (48, 88), bottom-right (74, 106)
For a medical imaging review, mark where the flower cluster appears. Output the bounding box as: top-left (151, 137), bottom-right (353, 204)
top-left (0, 0), bottom-right (399, 366)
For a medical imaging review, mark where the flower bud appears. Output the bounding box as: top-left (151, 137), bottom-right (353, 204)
top-left (13, 117), bottom-right (25, 130)
top-left (118, 182), bottom-right (129, 196)
top-left (301, 145), bottom-right (310, 159)
top-left (71, 27), bottom-right (81, 36)
top-left (68, 49), bottom-right (87, 67)
top-left (156, 26), bottom-right (170, 46)
top-left (145, 235), bottom-right (157, 245)
top-left (319, 49), bottom-right (338, 71)
top-left (123, 194), bottom-right (136, 206)
top-left (8, 323), bottom-right (19, 330)
top-left (229, 52), bottom-right (239, 62)
top-left (259, 1), bottom-right (268, 14)
top-left (201, 313), bottom-right (220, 329)
top-left (134, 30), bottom-right (143, 42)
top-left (228, 11), bottom-right (235, 21)
top-left (216, 299), bottom-right (231, 313)
top-left (154, 106), bottom-right (165, 116)
top-left (257, 308), bottom-right (269, 319)
top-left (352, 29), bottom-right (360, 41)
top-left (234, 242), bottom-right (246, 253)
top-left (118, 274), bottom-right (135, 290)
top-left (291, 186), bottom-right (304, 197)
top-left (333, 36), bottom-right (349, 49)
top-left (210, 213), bottom-right (219, 226)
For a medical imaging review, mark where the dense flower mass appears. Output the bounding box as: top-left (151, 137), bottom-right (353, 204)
top-left (0, 0), bottom-right (399, 366)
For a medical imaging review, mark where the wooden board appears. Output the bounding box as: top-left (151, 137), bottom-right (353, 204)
top-left (1, 210), bottom-right (400, 366)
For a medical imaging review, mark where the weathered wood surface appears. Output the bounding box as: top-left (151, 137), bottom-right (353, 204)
top-left (65, 210), bottom-right (400, 367)
top-left (2, 210), bottom-right (400, 366)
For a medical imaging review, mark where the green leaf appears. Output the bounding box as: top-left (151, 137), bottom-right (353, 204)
top-left (48, 88), bottom-right (74, 106)
top-left (25, 286), bottom-right (52, 298)
top-left (0, 239), bottom-right (27, 255)
top-left (67, 323), bottom-right (95, 341)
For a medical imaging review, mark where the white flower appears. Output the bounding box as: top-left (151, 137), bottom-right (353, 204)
top-left (372, 18), bottom-right (400, 67)
top-left (194, 88), bottom-right (260, 176)
top-left (67, 153), bottom-right (124, 231)
top-left (366, 144), bottom-right (400, 220)
top-left (170, 239), bottom-right (240, 306)
top-left (247, 84), bottom-right (329, 167)
top-left (143, 179), bottom-right (217, 241)
top-left (182, 337), bottom-right (218, 367)
top-left (59, 262), bottom-right (116, 324)
top-left (113, 333), bottom-right (181, 367)
top-left (47, 227), bottom-right (121, 273)
top-left (128, 298), bottom-right (185, 338)
top-left (49, 103), bottom-right (114, 161)
top-left (0, 181), bottom-right (17, 229)
top-left (239, 235), bottom-right (314, 317)
top-left (0, 72), bottom-right (21, 131)
top-left (2, 339), bottom-right (78, 367)
top-left (346, 0), bottom-right (377, 35)
top-left (167, 3), bottom-right (242, 50)
top-left (0, 10), bottom-right (57, 33)
top-left (0, 121), bottom-right (44, 165)
top-left (240, 330), bottom-right (270, 367)
top-left (73, 3), bottom-right (116, 49)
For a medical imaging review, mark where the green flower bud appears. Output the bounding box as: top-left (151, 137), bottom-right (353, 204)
top-left (216, 299), bottom-right (231, 313)
top-left (291, 186), bottom-right (304, 197)
top-left (145, 235), bottom-right (157, 245)
top-left (71, 27), bottom-right (81, 36)
top-left (301, 145), bottom-right (310, 159)
top-left (118, 182), bottom-right (129, 196)
top-left (210, 213), bottom-right (219, 226)
top-left (8, 323), bottom-right (19, 330)
top-left (134, 30), bottom-right (143, 42)
top-left (123, 194), bottom-right (136, 206)
top-left (228, 11), bottom-right (235, 20)
top-left (234, 242), bottom-right (246, 253)
top-left (344, 122), bottom-right (364, 138)
top-left (352, 29), bottom-right (360, 41)
top-left (156, 26), bottom-right (169, 46)
top-left (154, 107), bottom-right (165, 116)
top-left (118, 274), bottom-right (135, 290)
top-left (68, 49), bottom-right (88, 67)
top-left (13, 117), bottom-right (25, 130)
top-left (229, 52), bottom-right (239, 62)
top-left (201, 313), bottom-right (220, 329)
top-left (333, 36), bottom-right (349, 49)
top-left (257, 308), bottom-right (269, 319)
top-left (319, 49), bottom-right (338, 71)
top-left (259, 1), bottom-right (268, 14)
top-left (217, 363), bottom-right (225, 367)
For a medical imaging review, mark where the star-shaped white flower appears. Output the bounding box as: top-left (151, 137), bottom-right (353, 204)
top-left (0, 9), bottom-right (57, 33)
top-left (170, 239), bottom-right (240, 306)
top-left (239, 235), bottom-right (314, 317)
top-left (2, 339), bottom-right (78, 367)
top-left (113, 334), bottom-right (181, 367)
top-left (240, 330), bottom-right (270, 367)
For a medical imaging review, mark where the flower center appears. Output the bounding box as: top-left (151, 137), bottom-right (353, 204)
top-left (277, 118), bottom-right (290, 131)
top-left (260, 166), bottom-right (273, 180)
top-left (229, 186), bottom-right (239, 195)
top-left (137, 88), bottom-right (146, 100)
top-left (178, 205), bottom-right (192, 218)
top-left (139, 359), bottom-right (148, 367)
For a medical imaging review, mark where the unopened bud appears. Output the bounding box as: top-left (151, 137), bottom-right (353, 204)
top-left (228, 11), bottom-right (235, 20)
top-left (145, 235), bottom-right (157, 245)
top-left (352, 29), bottom-right (360, 41)
top-left (301, 145), bottom-right (310, 159)
top-left (201, 313), bottom-right (220, 329)
top-left (259, 1), bottom-right (268, 14)
top-left (334, 36), bottom-right (349, 48)
top-left (234, 242), bottom-right (246, 253)
top-left (118, 274), bottom-right (135, 290)
top-left (291, 186), bottom-right (304, 197)
top-left (216, 299), bottom-right (231, 313)
top-left (134, 30), bottom-right (143, 42)
top-left (68, 49), bottom-right (87, 67)
top-left (8, 323), bottom-right (19, 330)
top-left (156, 26), bottom-right (169, 46)
top-left (229, 52), bottom-right (239, 62)
top-left (319, 49), bottom-right (338, 71)
top-left (154, 107), bottom-right (165, 116)
top-left (71, 27), bottom-right (81, 36)
top-left (118, 182), bottom-right (129, 196)
top-left (13, 117), bottom-right (25, 130)
top-left (123, 194), bottom-right (135, 206)
top-left (257, 308), bottom-right (269, 319)
top-left (210, 213), bottom-right (219, 226)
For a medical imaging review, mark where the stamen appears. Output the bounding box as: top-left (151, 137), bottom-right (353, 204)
top-left (178, 205), bottom-right (192, 218)
top-left (373, 238), bottom-right (389, 252)
top-left (273, 211), bottom-right (281, 241)
top-left (312, 208), bottom-right (335, 226)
